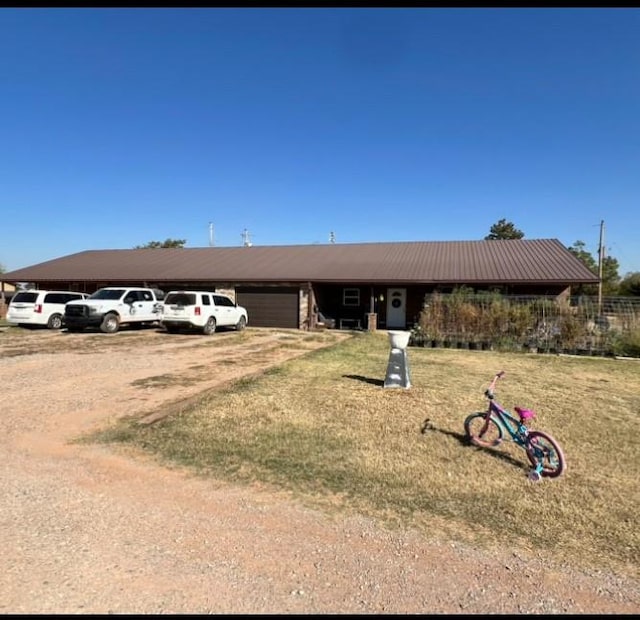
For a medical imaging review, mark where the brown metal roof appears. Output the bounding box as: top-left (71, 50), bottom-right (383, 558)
top-left (2, 239), bottom-right (600, 285)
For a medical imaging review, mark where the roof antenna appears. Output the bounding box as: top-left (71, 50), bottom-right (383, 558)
top-left (329, 231), bottom-right (336, 244)
top-left (208, 222), bottom-right (214, 247)
top-left (241, 228), bottom-right (252, 247)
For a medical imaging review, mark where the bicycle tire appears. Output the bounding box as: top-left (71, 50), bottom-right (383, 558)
top-left (525, 430), bottom-right (566, 478)
top-left (464, 413), bottom-right (503, 448)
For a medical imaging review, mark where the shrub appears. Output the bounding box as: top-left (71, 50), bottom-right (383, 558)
top-left (611, 328), bottom-right (640, 357)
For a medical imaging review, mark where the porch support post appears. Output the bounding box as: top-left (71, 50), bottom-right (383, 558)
top-left (367, 286), bottom-right (377, 332)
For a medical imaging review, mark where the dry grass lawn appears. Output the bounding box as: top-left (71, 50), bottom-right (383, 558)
top-left (89, 331), bottom-right (640, 580)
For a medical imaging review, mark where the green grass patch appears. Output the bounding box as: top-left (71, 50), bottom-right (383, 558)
top-left (84, 331), bottom-right (640, 578)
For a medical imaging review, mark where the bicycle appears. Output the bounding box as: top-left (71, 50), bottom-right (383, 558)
top-left (463, 371), bottom-right (566, 481)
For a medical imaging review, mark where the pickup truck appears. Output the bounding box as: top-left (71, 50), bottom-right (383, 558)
top-left (64, 286), bottom-right (165, 333)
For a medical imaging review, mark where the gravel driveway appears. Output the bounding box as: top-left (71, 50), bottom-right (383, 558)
top-left (1, 327), bottom-right (638, 614)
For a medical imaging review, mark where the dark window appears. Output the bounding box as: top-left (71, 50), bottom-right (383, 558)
top-left (90, 289), bottom-right (126, 301)
top-left (343, 288), bottom-right (360, 306)
top-left (44, 293), bottom-right (83, 304)
top-left (165, 293), bottom-right (196, 306)
top-left (213, 295), bottom-right (234, 307)
top-left (202, 295), bottom-right (211, 306)
top-left (11, 292), bottom-right (39, 304)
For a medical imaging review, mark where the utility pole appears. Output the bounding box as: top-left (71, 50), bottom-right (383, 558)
top-left (208, 222), bottom-right (214, 247)
top-left (597, 219), bottom-right (605, 315)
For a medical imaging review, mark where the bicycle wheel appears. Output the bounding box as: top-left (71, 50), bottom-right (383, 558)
top-left (525, 430), bottom-right (566, 478)
top-left (464, 413), bottom-right (503, 448)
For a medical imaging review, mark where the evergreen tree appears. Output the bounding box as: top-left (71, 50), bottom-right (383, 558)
top-left (484, 219), bottom-right (525, 240)
top-left (134, 239), bottom-right (187, 249)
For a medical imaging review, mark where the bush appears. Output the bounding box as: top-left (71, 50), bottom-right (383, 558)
top-left (611, 329), bottom-right (640, 357)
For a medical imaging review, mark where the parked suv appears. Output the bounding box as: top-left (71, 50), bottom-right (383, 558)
top-left (161, 291), bottom-right (248, 334)
top-left (7, 290), bottom-right (88, 329)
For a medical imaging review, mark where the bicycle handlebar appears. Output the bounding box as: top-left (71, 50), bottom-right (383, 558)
top-left (485, 371), bottom-right (505, 400)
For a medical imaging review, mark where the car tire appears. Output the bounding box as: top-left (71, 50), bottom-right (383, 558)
top-left (100, 313), bottom-right (120, 334)
top-left (203, 317), bottom-right (217, 335)
top-left (47, 314), bottom-right (63, 330)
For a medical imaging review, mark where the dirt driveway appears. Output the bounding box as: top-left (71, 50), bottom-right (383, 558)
top-left (1, 326), bottom-right (638, 614)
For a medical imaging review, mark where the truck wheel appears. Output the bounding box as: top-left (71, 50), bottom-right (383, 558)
top-left (101, 313), bottom-right (120, 334)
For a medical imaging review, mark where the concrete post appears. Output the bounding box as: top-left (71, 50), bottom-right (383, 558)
top-left (383, 330), bottom-right (412, 389)
top-left (367, 312), bottom-right (377, 332)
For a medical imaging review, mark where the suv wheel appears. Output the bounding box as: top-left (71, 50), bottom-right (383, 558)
top-left (203, 317), bottom-right (217, 335)
top-left (236, 316), bottom-right (246, 331)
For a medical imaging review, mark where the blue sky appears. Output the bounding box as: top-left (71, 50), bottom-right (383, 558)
top-left (1, 8), bottom-right (639, 276)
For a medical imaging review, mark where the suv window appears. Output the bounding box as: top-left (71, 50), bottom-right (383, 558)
top-left (202, 295), bottom-right (211, 306)
top-left (213, 295), bottom-right (234, 307)
top-left (165, 293), bottom-right (196, 306)
top-left (11, 292), bottom-right (39, 303)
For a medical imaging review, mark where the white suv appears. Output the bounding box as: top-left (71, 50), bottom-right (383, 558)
top-left (161, 291), bottom-right (248, 335)
top-left (7, 290), bottom-right (88, 329)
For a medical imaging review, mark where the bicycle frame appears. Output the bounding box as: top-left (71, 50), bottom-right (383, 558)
top-left (484, 400), bottom-right (530, 447)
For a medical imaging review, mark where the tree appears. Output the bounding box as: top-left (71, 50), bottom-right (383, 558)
top-left (484, 219), bottom-right (524, 240)
top-left (134, 239), bottom-right (186, 249)
top-left (618, 272), bottom-right (640, 296)
top-left (568, 240), bottom-right (620, 295)
top-left (0, 262), bottom-right (5, 274)
top-left (567, 240), bottom-right (597, 273)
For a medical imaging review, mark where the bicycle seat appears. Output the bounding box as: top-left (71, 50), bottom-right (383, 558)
top-left (514, 406), bottom-right (535, 421)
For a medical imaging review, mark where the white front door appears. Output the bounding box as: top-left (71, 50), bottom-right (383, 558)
top-left (386, 288), bottom-right (406, 329)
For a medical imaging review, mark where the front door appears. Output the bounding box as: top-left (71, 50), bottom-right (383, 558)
top-left (386, 288), bottom-right (406, 329)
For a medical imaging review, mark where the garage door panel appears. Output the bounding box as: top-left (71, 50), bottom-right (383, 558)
top-left (236, 287), bottom-right (299, 328)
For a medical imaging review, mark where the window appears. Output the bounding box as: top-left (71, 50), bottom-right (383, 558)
top-left (213, 295), bottom-right (234, 307)
top-left (343, 288), bottom-right (360, 306)
top-left (44, 293), bottom-right (68, 304)
top-left (90, 289), bottom-right (125, 300)
top-left (202, 295), bottom-right (211, 306)
top-left (12, 292), bottom-right (39, 303)
top-left (165, 293), bottom-right (196, 306)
